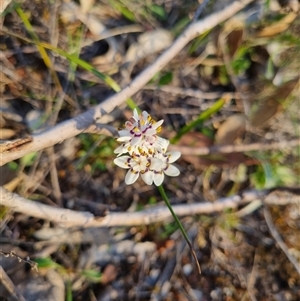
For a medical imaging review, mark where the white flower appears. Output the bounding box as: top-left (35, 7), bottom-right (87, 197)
top-left (150, 151), bottom-right (181, 186)
top-left (117, 109), bottom-right (164, 146)
top-left (114, 109), bottom-right (181, 186)
top-left (114, 153), bottom-right (154, 185)
top-left (114, 136), bottom-right (169, 157)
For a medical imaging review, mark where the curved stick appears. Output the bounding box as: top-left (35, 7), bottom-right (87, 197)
top-left (1, 187), bottom-right (299, 228)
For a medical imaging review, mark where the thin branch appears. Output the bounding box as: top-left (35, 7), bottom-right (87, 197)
top-left (0, 250), bottom-right (38, 271)
top-left (1, 187), bottom-right (299, 228)
top-left (0, 0), bottom-right (254, 166)
top-left (169, 139), bottom-right (300, 155)
top-left (143, 85), bottom-right (238, 100)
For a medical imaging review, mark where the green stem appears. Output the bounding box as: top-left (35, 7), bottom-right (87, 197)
top-left (158, 185), bottom-right (201, 274)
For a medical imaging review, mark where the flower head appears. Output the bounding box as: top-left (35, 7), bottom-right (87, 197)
top-left (114, 136), bottom-right (169, 157)
top-left (117, 109), bottom-right (164, 146)
top-left (114, 109), bottom-right (181, 186)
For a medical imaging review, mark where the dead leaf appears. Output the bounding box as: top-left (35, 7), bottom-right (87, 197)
top-left (215, 114), bottom-right (246, 145)
top-left (227, 28), bottom-right (244, 58)
top-left (0, 0), bottom-right (12, 14)
top-left (101, 264), bottom-right (118, 285)
top-left (250, 79), bottom-right (299, 127)
top-left (256, 12), bottom-right (297, 37)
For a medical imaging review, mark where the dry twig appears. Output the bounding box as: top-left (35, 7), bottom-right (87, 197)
top-left (1, 187), bottom-right (299, 228)
top-left (0, 250), bottom-right (38, 271)
top-left (169, 139), bottom-right (300, 155)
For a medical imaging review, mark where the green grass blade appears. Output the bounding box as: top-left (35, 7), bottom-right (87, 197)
top-left (170, 98), bottom-right (225, 144)
top-left (15, 4), bottom-right (61, 88)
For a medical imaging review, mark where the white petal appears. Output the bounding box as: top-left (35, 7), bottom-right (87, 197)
top-left (165, 164), bottom-right (180, 177)
top-left (168, 151), bottom-right (181, 163)
top-left (118, 129), bottom-right (131, 137)
top-left (153, 173), bottom-right (164, 186)
top-left (155, 137), bottom-right (169, 151)
top-left (145, 127), bottom-right (156, 136)
top-left (131, 135), bottom-right (142, 146)
top-left (142, 111), bottom-right (149, 120)
top-left (150, 158), bottom-right (164, 171)
top-left (114, 144), bottom-right (127, 154)
top-left (114, 156), bottom-right (130, 169)
top-left (125, 170), bottom-right (139, 185)
top-left (125, 119), bottom-right (134, 125)
top-left (133, 109), bottom-right (139, 119)
top-left (141, 171), bottom-right (153, 185)
top-left (117, 136), bottom-right (132, 142)
top-left (153, 119), bottom-right (164, 129)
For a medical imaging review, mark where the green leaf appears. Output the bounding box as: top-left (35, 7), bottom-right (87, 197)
top-left (148, 196), bottom-right (157, 205)
top-left (231, 46), bottom-right (253, 75)
top-left (188, 31), bottom-right (210, 54)
top-left (172, 16), bottom-right (190, 36)
top-left (158, 72), bottom-right (173, 86)
top-left (81, 269), bottom-right (102, 283)
top-left (66, 280), bottom-right (73, 301)
top-left (108, 0), bottom-right (136, 22)
top-left (148, 4), bottom-right (167, 21)
top-left (8, 161), bottom-right (19, 171)
top-left (20, 152), bottom-right (37, 167)
top-left (118, 5), bottom-right (136, 22)
top-left (34, 257), bottom-right (64, 270)
top-left (218, 65), bottom-right (230, 86)
top-left (250, 160), bottom-right (297, 189)
top-left (160, 221), bottom-right (178, 239)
